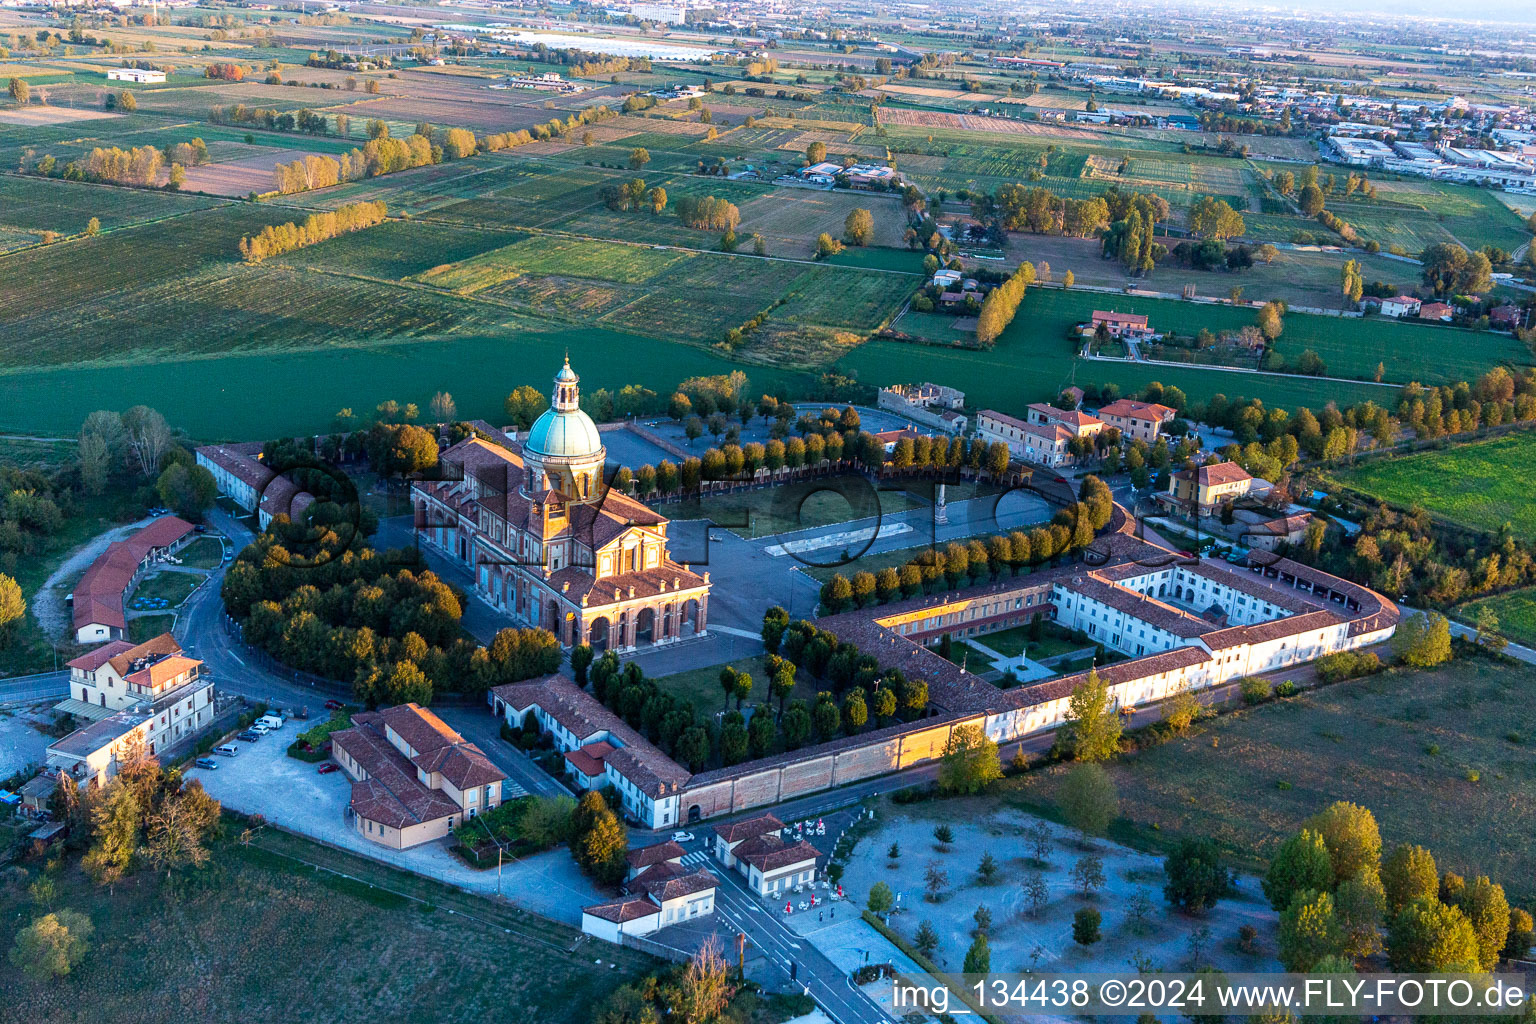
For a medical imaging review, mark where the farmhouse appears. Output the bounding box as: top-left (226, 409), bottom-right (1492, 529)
top-left (1084, 310), bottom-right (1154, 340)
top-left (1418, 301), bottom-right (1454, 322)
top-left (50, 634), bottom-right (215, 789)
top-left (878, 382), bottom-right (968, 434)
top-left (330, 703), bottom-right (506, 849)
top-left (107, 67), bottom-right (165, 83)
top-left (413, 359), bottom-right (711, 653)
top-left (1096, 399), bottom-right (1177, 443)
top-left (70, 516), bottom-right (194, 643)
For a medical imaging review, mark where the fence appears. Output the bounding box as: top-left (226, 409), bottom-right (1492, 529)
top-left (618, 931), bottom-right (694, 963)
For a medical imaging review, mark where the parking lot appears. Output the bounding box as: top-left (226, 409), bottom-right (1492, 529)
top-left (190, 721), bottom-right (609, 924)
top-left (0, 702), bottom-right (56, 780)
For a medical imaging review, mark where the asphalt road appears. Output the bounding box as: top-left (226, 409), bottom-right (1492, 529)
top-left (0, 671), bottom-right (70, 705)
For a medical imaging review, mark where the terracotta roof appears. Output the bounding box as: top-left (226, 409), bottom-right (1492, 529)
top-left (1097, 399), bottom-right (1176, 423)
top-left (564, 740), bottom-right (615, 778)
top-left (125, 655), bottom-right (200, 691)
top-left (106, 634), bottom-right (182, 678)
top-left (734, 834), bottom-right (821, 873)
top-left (1091, 310), bottom-right (1149, 326)
top-left (71, 518), bottom-right (194, 633)
top-left (627, 840), bottom-right (686, 869)
top-left (370, 703), bottom-right (504, 790)
top-left (547, 563), bottom-right (709, 608)
top-left (1175, 462), bottom-right (1251, 487)
top-left (67, 640), bottom-right (134, 672)
top-left (643, 868), bottom-right (718, 902)
top-left (489, 676), bottom-right (689, 796)
top-left (334, 705), bottom-right (501, 829)
top-left (582, 896), bottom-right (658, 924)
top-left (713, 813), bottom-right (784, 844)
top-left (1027, 403), bottom-right (1102, 431)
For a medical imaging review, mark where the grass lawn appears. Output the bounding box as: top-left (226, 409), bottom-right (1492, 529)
top-left (128, 613), bottom-right (177, 643)
top-left (1331, 432), bottom-right (1536, 538)
top-left (177, 535), bottom-right (226, 569)
top-left (1011, 655), bottom-right (1536, 902)
top-left (0, 825), bottom-right (656, 1024)
top-left (652, 654), bottom-right (819, 717)
top-left (1458, 587), bottom-right (1536, 648)
top-left (128, 570), bottom-right (203, 609)
top-left (973, 620), bottom-right (1085, 660)
top-left (661, 475), bottom-right (926, 539)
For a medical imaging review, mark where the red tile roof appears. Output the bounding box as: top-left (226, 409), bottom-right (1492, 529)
top-left (582, 896), bottom-right (658, 924)
top-left (712, 813), bottom-right (784, 844)
top-left (1091, 310), bottom-right (1149, 327)
top-left (626, 840), bottom-right (686, 870)
top-left (564, 740), bottom-right (615, 779)
top-left (71, 517), bottom-right (194, 633)
top-left (1097, 399), bottom-right (1176, 423)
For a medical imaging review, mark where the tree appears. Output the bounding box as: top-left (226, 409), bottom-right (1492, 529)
top-left (1473, 605), bottom-right (1506, 651)
top-left (429, 391), bottom-right (456, 422)
top-left (1073, 907), bottom-right (1102, 946)
top-left (1064, 668), bottom-right (1121, 762)
top-left (85, 216), bottom-right (100, 237)
top-left (867, 880), bottom-right (894, 915)
top-left (0, 573), bottom-right (24, 644)
top-left (1304, 801), bottom-right (1381, 887)
top-left (841, 688), bottom-right (866, 733)
top-left (1504, 908), bottom-right (1535, 962)
top-left (82, 781), bottom-right (140, 887)
top-left (1451, 876), bottom-right (1511, 971)
top-left (155, 462), bottom-right (218, 518)
top-left (1382, 844), bottom-right (1438, 914)
top-left (1263, 829), bottom-right (1333, 911)
top-left (806, 141), bottom-right (827, 164)
top-left (913, 920), bottom-right (939, 958)
top-left (1163, 838), bottom-right (1231, 914)
top-left (1279, 889), bottom-right (1342, 971)
top-left (1058, 763), bottom-right (1118, 837)
top-left (1421, 242), bottom-right (1491, 297)
top-left (973, 903), bottom-right (993, 935)
top-left (977, 850), bottom-right (998, 885)
top-left (122, 405), bottom-right (172, 477)
top-left (9, 910), bottom-right (93, 981)
top-left (144, 787), bottom-right (217, 877)
top-left (118, 89), bottom-right (136, 112)
top-left (1071, 852), bottom-right (1106, 897)
top-left (8, 77), bottom-right (29, 103)
top-left (1335, 870), bottom-right (1387, 959)
top-left (1160, 688), bottom-right (1203, 734)
top-left (814, 232), bottom-right (843, 260)
top-left (676, 937), bottom-right (736, 1024)
top-left (843, 207), bottom-right (874, 246)
top-left (504, 384), bottom-right (547, 430)
top-left (628, 147), bottom-right (649, 170)
top-left (1391, 611), bottom-right (1452, 668)
top-left (1298, 183), bottom-right (1325, 216)
top-left (389, 424), bottom-right (439, 475)
top-left (1388, 897), bottom-right (1481, 972)
top-left (933, 823), bottom-right (954, 849)
top-left (936, 723), bottom-right (1002, 795)
top-left (923, 861), bottom-right (948, 902)
top-left (962, 932), bottom-right (990, 974)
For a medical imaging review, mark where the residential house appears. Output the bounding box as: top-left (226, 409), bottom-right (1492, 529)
top-left (331, 703), bottom-right (506, 849)
top-left (712, 814), bottom-right (819, 896)
top-left (1380, 295), bottom-right (1422, 318)
top-left (48, 634), bottom-right (215, 789)
top-left (975, 410), bottom-right (1084, 469)
top-left (1086, 310), bottom-right (1154, 340)
top-left (1165, 462), bottom-right (1253, 515)
top-left (1096, 399), bottom-right (1177, 443)
top-left (1490, 304), bottom-right (1524, 329)
top-left (1417, 301), bottom-right (1454, 322)
top-left (580, 858), bottom-right (718, 942)
top-left (1026, 403), bottom-right (1104, 440)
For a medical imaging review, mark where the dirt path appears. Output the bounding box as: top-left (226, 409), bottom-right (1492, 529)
top-left (32, 516), bottom-right (153, 641)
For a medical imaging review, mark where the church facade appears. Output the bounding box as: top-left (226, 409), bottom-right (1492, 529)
top-left (411, 359), bottom-right (711, 652)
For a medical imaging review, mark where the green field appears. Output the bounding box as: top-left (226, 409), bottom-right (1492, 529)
top-left (1331, 432), bottom-right (1536, 538)
top-left (0, 176), bottom-right (222, 248)
top-left (1459, 588), bottom-right (1536, 649)
top-left (1016, 655), bottom-right (1536, 902)
top-left (0, 826), bottom-right (655, 1024)
top-left (652, 654), bottom-right (820, 717)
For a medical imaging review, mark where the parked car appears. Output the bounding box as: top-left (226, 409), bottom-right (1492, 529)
top-left (237, 731), bottom-right (261, 742)
top-left (213, 744), bottom-right (238, 757)
top-left (671, 831), bottom-right (695, 843)
top-left (324, 699), bottom-right (345, 711)
top-left (194, 758), bottom-right (218, 770)
top-left (256, 714), bottom-right (284, 731)
top-left (193, 524), bottom-right (207, 533)
top-left (317, 763), bottom-right (340, 775)
top-left (248, 724), bottom-right (270, 736)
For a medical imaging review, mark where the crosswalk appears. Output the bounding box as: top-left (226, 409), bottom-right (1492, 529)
top-left (680, 850), bottom-right (712, 869)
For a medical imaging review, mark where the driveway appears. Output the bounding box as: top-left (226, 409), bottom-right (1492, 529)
top-left (190, 721), bottom-right (609, 925)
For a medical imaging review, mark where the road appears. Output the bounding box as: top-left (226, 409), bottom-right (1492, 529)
top-left (0, 671), bottom-right (69, 705)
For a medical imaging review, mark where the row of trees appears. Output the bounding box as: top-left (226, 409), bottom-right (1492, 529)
top-left (675, 194), bottom-right (740, 231)
top-left (237, 201), bottom-right (387, 263)
top-left (820, 477), bottom-right (1116, 610)
top-left (975, 259), bottom-right (1034, 345)
top-left (1264, 802), bottom-right (1529, 972)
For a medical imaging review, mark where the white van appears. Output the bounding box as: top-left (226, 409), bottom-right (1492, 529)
top-left (257, 714), bottom-right (284, 731)
top-left (213, 743), bottom-right (238, 757)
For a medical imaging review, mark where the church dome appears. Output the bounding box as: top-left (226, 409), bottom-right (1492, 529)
top-left (524, 357), bottom-right (603, 462)
top-left (526, 405), bottom-right (602, 460)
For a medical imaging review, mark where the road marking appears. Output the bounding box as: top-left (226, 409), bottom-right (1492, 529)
top-left (228, 652), bottom-right (245, 666)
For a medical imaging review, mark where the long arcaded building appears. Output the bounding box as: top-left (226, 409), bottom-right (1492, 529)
top-left (488, 512), bottom-right (1399, 829)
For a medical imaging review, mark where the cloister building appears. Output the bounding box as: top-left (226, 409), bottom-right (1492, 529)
top-left (412, 359), bottom-right (710, 652)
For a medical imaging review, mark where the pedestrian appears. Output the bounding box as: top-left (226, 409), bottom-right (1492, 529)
top-left (818, 911), bottom-right (823, 922)
top-left (830, 907), bottom-right (835, 919)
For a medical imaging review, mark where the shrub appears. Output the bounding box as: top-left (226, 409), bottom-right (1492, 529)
top-left (1072, 907), bottom-right (1102, 946)
top-left (1315, 651), bottom-right (1383, 684)
top-left (1239, 676), bottom-right (1272, 704)
top-left (1275, 681), bottom-right (1297, 698)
